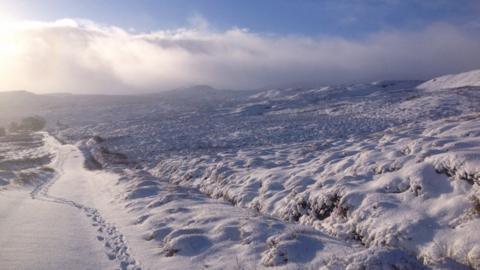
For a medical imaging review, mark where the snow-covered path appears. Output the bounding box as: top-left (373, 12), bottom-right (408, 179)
top-left (0, 135), bottom-right (139, 270)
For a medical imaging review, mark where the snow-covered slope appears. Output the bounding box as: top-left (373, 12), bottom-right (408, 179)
top-left (150, 113), bottom-right (480, 269)
top-left (3, 70), bottom-right (480, 269)
top-left (0, 132), bottom-right (54, 189)
top-left (418, 69), bottom-right (480, 91)
top-left (34, 72), bottom-right (480, 268)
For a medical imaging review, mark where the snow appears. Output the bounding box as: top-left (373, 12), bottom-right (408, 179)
top-left (146, 114), bottom-right (480, 268)
top-left (0, 133), bottom-right (54, 189)
top-left (418, 69), bottom-right (480, 91)
top-left (0, 134), bottom-right (117, 270)
top-left (87, 163), bottom-right (364, 269)
top-left (0, 189), bottom-right (115, 270)
top-left (1, 69), bottom-right (480, 269)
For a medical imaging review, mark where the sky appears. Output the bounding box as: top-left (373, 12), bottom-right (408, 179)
top-left (0, 0), bottom-right (480, 94)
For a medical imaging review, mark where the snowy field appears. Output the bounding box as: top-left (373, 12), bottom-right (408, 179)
top-left (1, 69), bottom-right (480, 269)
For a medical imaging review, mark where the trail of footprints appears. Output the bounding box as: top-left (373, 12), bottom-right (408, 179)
top-left (31, 177), bottom-right (142, 270)
top-left (85, 207), bottom-right (141, 270)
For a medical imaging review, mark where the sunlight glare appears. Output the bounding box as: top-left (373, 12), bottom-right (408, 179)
top-left (0, 9), bottom-right (21, 77)
top-left (0, 22), bottom-right (18, 58)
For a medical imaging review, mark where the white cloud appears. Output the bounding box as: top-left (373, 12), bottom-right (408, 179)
top-left (187, 13), bottom-right (210, 31)
top-left (1, 19), bottom-right (480, 94)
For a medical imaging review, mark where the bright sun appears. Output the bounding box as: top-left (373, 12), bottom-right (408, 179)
top-left (0, 22), bottom-right (22, 80)
top-left (0, 5), bottom-right (19, 24)
top-left (0, 9), bottom-right (20, 58)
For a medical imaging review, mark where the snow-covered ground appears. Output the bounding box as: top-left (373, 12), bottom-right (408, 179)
top-left (418, 70), bottom-right (480, 91)
top-left (0, 132), bottom-right (54, 189)
top-left (0, 136), bottom-right (118, 270)
top-left (1, 69), bottom-right (480, 269)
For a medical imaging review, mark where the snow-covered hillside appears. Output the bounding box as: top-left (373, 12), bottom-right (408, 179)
top-left (2, 69), bottom-right (480, 269)
top-left (418, 69), bottom-right (480, 91)
top-left (0, 132), bottom-right (54, 189)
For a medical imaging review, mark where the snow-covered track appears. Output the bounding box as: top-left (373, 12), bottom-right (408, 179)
top-left (28, 133), bottom-right (142, 270)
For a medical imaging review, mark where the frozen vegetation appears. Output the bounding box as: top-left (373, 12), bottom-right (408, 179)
top-left (1, 69), bottom-right (480, 269)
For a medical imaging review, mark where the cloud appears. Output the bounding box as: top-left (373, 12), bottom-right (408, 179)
top-left (1, 18), bottom-right (480, 94)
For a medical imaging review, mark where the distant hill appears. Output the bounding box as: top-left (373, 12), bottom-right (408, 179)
top-left (417, 69), bottom-right (480, 91)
